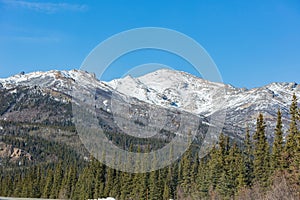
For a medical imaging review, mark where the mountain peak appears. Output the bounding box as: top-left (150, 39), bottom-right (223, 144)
top-left (0, 69), bottom-right (101, 90)
top-left (139, 68), bottom-right (200, 80)
top-left (0, 68), bottom-right (299, 140)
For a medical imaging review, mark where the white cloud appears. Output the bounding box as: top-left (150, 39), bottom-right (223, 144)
top-left (0, 34), bottom-right (61, 43)
top-left (1, 0), bottom-right (88, 13)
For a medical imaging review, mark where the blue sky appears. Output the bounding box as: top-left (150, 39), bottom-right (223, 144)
top-left (0, 0), bottom-right (299, 88)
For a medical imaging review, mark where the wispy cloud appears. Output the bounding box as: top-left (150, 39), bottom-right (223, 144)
top-left (0, 34), bottom-right (62, 43)
top-left (11, 35), bottom-right (61, 42)
top-left (1, 0), bottom-right (88, 13)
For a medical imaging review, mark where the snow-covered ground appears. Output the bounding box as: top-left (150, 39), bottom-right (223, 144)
top-left (1, 68), bottom-right (299, 136)
top-left (107, 68), bottom-right (300, 116)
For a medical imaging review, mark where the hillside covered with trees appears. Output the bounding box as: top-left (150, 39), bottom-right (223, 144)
top-left (0, 95), bottom-right (300, 199)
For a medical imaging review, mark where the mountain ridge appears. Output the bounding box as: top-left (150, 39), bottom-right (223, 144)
top-left (106, 69), bottom-right (299, 137)
top-left (0, 68), bottom-right (299, 140)
top-left (0, 68), bottom-right (298, 90)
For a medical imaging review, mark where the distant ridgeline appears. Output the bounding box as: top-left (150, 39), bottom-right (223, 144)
top-left (0, 94), bottom-right (299, 199)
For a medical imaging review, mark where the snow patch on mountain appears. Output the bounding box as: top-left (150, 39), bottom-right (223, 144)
top-left (107, 69), bottom-right (228, 116)
top-left (1, 68), bottom-right (299, 137)
top-left (0, 70), bottom-right (112, 93)
top-left (106, 68), bottom-right (300, 136)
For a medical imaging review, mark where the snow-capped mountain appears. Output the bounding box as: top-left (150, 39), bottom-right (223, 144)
top-left (0, 69), bottom-right (206, 143)
top-left (0, 69), bottom-right (299, 139)
top-left (0, 69), bottom-right (111, 93)
top-left (107, 69), bottom-right (300, 137)
top-left (108, 69), bottom-right (228, 116)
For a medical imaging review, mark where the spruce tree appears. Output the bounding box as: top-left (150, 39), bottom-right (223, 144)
top-left (217, 143), bottom-right (240, 199)
top-left (164, 144), bottom-right (176, 199)
top-left (149, 152), bottom-right (161, 200)
top-left (93, 160), bottom-right (105, 199)
top-left (180, 146), bottom-right (193, 195)
top-left (239, 127), bottom-right (253, 188)
top-left (207, 133), bottom-right (228, 191)
top-left (253, 113), bottom-right (270, 188)
top-left (286, 94), bottom-right (300, 183)
top-left (32, 166), bottom-right (42, 198)
top-left (42, 168), bottom-right (54, 198)
top-left (13, 173), bottom-right (23, 197)
top-left (76, 160), bottom-right (96, 200)
top-left (60, 165), bottom-right (77, 199)
top-left (283, 94), bottom-right (299, 174)
top-left (196, 158), bottom-right (210, 198)
top-left (237, 153), bottom-right (248, 190)
top-left (208, 146), bottom-right (220, 190)
top-left (50, 162), bottom-right (63, 199)
top-left (104, 166), bottom-right (116, 197)
top-left (284, 94), bottom-right (298, 168)
top-left (21, 169), bottom-right (34, 198)
top-left (138, 171), bottom-right (149, 200)
top-left (2, 174), bottom-right (13, 197)
top-left (131, 146), bottom-right (147, 199)
top-left (163, 181), bottom-right (171, 200)
top-left (271, 109), bottom-right (284, 171)
top-left (120, 144), bottom-right (134, 199)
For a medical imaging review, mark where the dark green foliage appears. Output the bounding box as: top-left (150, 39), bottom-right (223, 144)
top-left (179, 146), bottom-right (193, 195)
top-left (253, 113), bottom-right (270, 188)
top-left (284, 94), bottom-right (298, 169)
top-left (195, 158), bottom-right (210, 198)
top-left (42, 168), bottom-right (54, 198)
top-left (1, 95), bottom-right (300, 199)
top-left (271, 109), bottom-right (284, 171)
top-left (59, 165), bottom-right (77, 199)
top-left (217, 143), bottom-right (241, 198)
top-left (50, 162), bottom-right (63, 198)
top-left (284, 94), bottom-right (300, 184)
top-left (238, 128), bottom-right (253, 188)
top-left (208, 133), bottom-right (229, 190)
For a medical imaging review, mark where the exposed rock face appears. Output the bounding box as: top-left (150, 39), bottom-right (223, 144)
top-left (10, 147), bottom-right (32, 161)
top-left (108, 69), bottom-right (300, 139)
top-left (0, 142), bottom-right (32, 163)
top-left (0, 69), bottom-right (299, 142)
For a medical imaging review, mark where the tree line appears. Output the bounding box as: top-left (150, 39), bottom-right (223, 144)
top-left (0, 94), bottom-right (300, 199)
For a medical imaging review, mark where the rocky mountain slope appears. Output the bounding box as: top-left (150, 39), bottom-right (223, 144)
top-left (0, 69), bottom-right (209, 165)
top-left (0, 141), bottom-right (32, 164)
top-left (108, 68), bottom-right (300, 138)
top-left (0, 69), bottom-right (299, 143)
